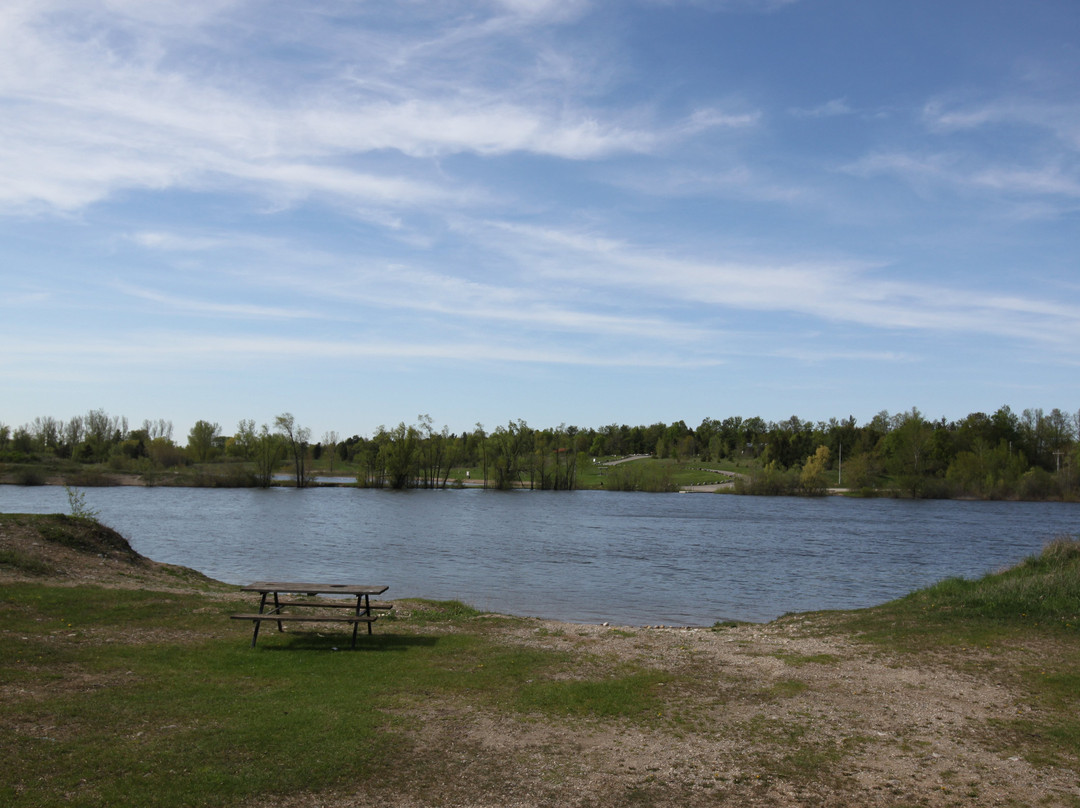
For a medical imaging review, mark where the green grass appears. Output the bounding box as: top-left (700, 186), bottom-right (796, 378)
top-left (0, 548), bottom-right (54, 576)
top-left (0, 584), bottom-right (669, 808)
top-left (578, 456), bottom-right (747, 490)
top-left (837, 536), bottom-right (1080, 646)
top-left (515, 669), bottom-right (670, 719)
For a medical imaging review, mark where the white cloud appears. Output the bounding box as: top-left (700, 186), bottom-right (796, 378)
top-left (843, 150), bottom-right (1080, 202)
top-left (645, 0), bottom-right (799, 12)
top-left (924, 98), bottom-right (1080, 150)
top-left (3, 330), bottom-right (721, 371)
top-left (0, 1), bottom-right (732, 213)
top-left (473, 220), bottom-right (1080, 348)
top-left (488, 0), bottom-right (591, 23)
top-left (789, 98), bottom-right (853, 119)
top-left (114, 284), bottom-right (318, 320)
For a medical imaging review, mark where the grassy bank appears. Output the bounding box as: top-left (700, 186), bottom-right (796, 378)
top-left (2, 514), bottom-right (1079, 807)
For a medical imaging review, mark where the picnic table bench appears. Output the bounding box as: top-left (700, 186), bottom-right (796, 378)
top-left (231, 581), bottom-right (390, 649)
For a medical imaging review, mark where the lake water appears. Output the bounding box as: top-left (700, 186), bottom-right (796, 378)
top-left (2, 486), bottom-right (1077, 625)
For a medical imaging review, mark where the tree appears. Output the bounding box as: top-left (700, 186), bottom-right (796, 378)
top-left (377, 422), bottom-right (419, 489)
top-left (229, 419), bottom-right (258, 459)
top-left (322, 430), bottom-right (339, 473)
top-left (275, 413), bottom-right (311, 487)
top-left (187, 420), bottom-right (221, 463)
top-left (489, 420), bottom-right (530, 489)
top-left (884, 408), bottom-right (937, 497)
top-left (474, 423), bottom-right (488, 488)
top-left (30, 416), bottom-right (62, 453)
top-left (946, 439), bottom-right (1026, 498)
top-left (843, 450), bottom-right (883, 490)
top-left (252, 424), bottom-right (284, 487)
top-left (799, 445), bottom-right (831, 495)
top-left (142, 418), bottom-right (174, 442)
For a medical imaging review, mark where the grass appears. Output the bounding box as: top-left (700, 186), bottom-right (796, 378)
top-left (2, 517), bottom-right (1079, 806)
top-left (0, 548), bottom-right (54, 576)
top-left (515, 669), bottom-right (670, 719)
top-left (0, 582), bottom-right (672, 808)
top-left (836, 536), bottom-right (1080, 646)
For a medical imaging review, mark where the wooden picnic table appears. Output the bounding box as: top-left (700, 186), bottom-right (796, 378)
top-left (231, 581), bottom-right (390, 648)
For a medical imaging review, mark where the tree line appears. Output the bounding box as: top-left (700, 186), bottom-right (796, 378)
top-left (2, 405), bottom-right (1079, 499)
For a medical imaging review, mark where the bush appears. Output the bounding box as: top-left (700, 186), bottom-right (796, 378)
top-left (734, 462), bottom-right (799, 496)
top-left (1019, 467), bottom-right (1059, 500)
top-left (15, 468), bottom-right (46, 485)
top-left (180, 467), bottom-right (260, 488)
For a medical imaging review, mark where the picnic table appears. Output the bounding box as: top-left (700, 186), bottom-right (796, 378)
top-left (231, 581), bottom-right (390, 648)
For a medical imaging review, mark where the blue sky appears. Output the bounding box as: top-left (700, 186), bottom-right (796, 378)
top-left (3, 0), bottom-right (1079, 442)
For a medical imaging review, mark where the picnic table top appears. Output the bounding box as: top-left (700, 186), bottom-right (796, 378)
top-left (241, 582), bottom-right (389, 596)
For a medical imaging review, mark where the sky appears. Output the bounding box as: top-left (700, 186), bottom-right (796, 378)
top-left (2, 0), bottom-right (1079, 442)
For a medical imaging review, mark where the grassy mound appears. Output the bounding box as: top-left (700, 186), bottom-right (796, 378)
top-left (895, 536), bottom-right (1080, 628)
top-left (832, 535), bottom-right (1080, 653)
top-left (0, 514), bottom-right (226, 590)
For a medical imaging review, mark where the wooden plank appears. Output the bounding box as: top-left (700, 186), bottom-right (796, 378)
top-left (272, 600), bottom-right (394, 610)
top-left (230, 614), bottom-right (376, 623)
top-left (241, 582), bottom-right (388, 596)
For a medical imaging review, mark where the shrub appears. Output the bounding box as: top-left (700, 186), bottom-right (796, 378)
top-left (15, 468), bottom-right (46, 485)
top-left (735, 462), bottom-right (799, 496)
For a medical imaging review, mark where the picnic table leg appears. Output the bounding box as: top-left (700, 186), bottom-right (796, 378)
top-left (272, 591), bottom-right (284, 633)
top-left (251, 592), bottom-right (269, 648)
top-left (350, 595), bottom-right (363, 649)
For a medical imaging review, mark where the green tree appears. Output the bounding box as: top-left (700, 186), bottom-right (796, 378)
top-left (799, 445), bottom-right (831, 495)
top-left (322, 430), bottom-right (339, 474)
top-left (275, 413), bottom-right (311, 487)
top-left (884, 408), bottom-right (937, 497)
top-left (842, 451), bottom-right (883, 491)
top-left (489, 419), bottom-right (530, 489)
top-left (230, 419), bottom-right (258, 459)
top-left (252, 424), bottom-right (284, 488)
top-left (147, 437), bottom-right (184, 468)
top-left (946, 439), bottom-right (1026, 498)
top-left (474, 423), bottom-right (489, 488)
top-left (377, 422), bottom-right (419, 489)
top-left (187, 420), bottom-right (221, 463)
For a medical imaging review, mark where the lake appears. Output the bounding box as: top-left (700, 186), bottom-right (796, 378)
top-left (2, 485), bottom-right (1077, 625)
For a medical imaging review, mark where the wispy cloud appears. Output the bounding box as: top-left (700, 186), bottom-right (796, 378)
top-left (0, 0), bottom-right (733, 214)
top-left (844, 149), bottom-right (1080, 203)
top-left (924, 97), bottom-right (1080, 150)
top-left (471, 220), bottom-right (1080, 348)
top-left (789, 98), bottom-right (853, 119)
top-left (2, 330), bottom-right (725, 371)
top-left (645, 0), bottom-right (800, 12)
top-left (114, 284), bottom-right (319, 320)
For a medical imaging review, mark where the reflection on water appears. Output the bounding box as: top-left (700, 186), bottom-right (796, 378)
top-left (2, 486), bottom-right (1076, 625)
